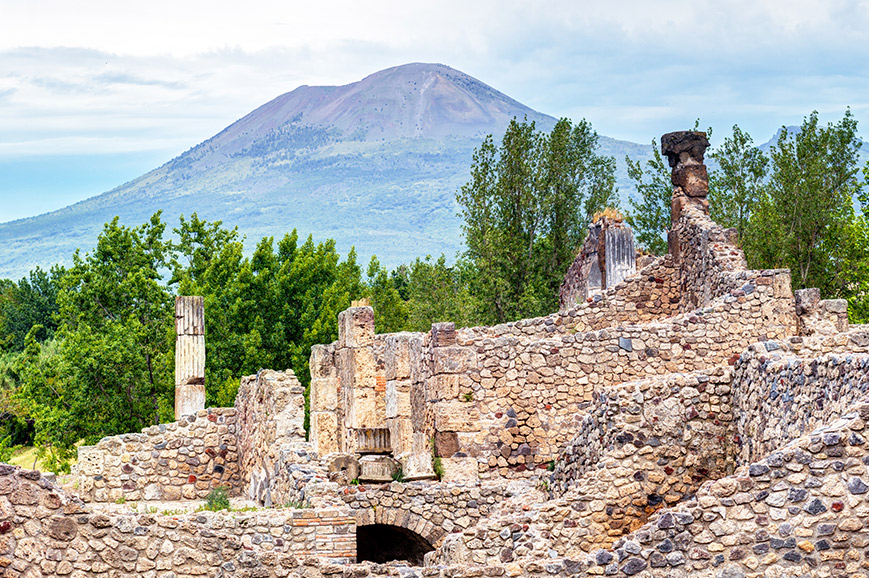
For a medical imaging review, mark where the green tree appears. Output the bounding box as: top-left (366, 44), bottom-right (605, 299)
top-left (746, 110), bottom-right (864, 294)
top-left (0, 266), bottom-right (65, 352)
top-left (708, 125), bottom-right (769, 234)
top-left (625, 139), bottom-right (671, 255)
top-left (17, 214), bottom-right (175, 471)
top-left (404, 255), bottom-right (478, 331)
top-left (366, 257), bottom-right (408, 333)
top-left (457, 117), bottom-right (618, 322)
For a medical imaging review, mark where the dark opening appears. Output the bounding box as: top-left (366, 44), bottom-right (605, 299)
top-left (357, 524), bottom-right (434, 565)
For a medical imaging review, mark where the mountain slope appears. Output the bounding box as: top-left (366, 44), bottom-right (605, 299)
top-left (0, 63), bottom-right (650, 279)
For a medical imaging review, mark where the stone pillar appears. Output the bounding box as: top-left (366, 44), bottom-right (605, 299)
top-left (174, 296), bottom-right (205, 419)
top-left (385, 333), bottom-right (414, 457)
top-left (428, 322), bottom-right (480, 484)
top-left (600, 225), bottom-right (636, 290)
top-left (310, 344), bottom-right (340, 455)
top-left (661, 131), bottom-right (710, 262)
top-left (337, 307), bottom-right (378, 453)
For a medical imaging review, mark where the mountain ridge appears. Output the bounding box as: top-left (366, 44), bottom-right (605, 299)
top-left (0, 63), bottom-right (650, 279)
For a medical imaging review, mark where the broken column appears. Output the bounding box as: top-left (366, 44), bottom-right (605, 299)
top-left (310, 344), bottom-right (340, 455)
top-left (599, 222), bottom-right (636, 291)
top-left (661, 131), bottom-right (710, 259)
top-left (558, 215), bottom-right (636, 310)
top-left (337, 306), bottom-right (379, 453)
top-left (174, 296), bottom-right (205, 419)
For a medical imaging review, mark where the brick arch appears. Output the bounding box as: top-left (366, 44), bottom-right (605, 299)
top-left (352, 507), bottom-right (447, 547)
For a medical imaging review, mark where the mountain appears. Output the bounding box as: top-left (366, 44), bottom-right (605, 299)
top-left (0, 63), bottom-right (652, 279)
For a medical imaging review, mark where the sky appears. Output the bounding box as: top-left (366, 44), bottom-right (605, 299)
top-left (1, 0), bottom-right (868, 221)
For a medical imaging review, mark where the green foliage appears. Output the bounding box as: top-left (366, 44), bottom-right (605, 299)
top-left (708, 125), bottom-right (769, 233)
top-left (744, 110), bottom-right (865, 295)
top-left (432, 457), bottom-right (444, 480)
top-left (0, 434), bottom-right (21, 463)
top-left (457, 117), bottom-right (618, 322)
top-left (366, 257), bottom-right (408, 333)
top-left (203, 486), bottom-right (230, 511)
top-left (625, 139), bottom-right (672, 255)
top-left (16, 214), bottom-right (175, 472)
top-left (401, 255), bottom-right (478, 331)
top-left (0, 266), bottom-right (65, 352)
top-left (391, 467), bottom-right (405, 483)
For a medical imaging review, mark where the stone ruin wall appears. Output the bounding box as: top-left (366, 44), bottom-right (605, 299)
top-left (734, 337), bottom-right (869, 466)
top-left (309, 259), bottom-right (797, 483)
top-left (236, 369), bottom-right (307, 507)
top-left (74, 407), bottom-right (241, 503)
top-left (0, 464), bottom-right (357, 577)
top-left (73, 369), bottom-right (307, 505)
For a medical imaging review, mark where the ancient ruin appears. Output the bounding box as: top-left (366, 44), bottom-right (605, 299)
top-left (3, 130), bottom-right (869, 578)
top-left (174, 296), bottom-right (206, 420)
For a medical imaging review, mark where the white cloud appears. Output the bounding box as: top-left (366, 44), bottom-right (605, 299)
top-left (0, 0), bottom-right (867, 157)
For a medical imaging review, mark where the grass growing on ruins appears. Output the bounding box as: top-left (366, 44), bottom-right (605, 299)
top-left (202, 486), bottom-right (230, 511)
top-left (391, 467), bottom-right (405, 483)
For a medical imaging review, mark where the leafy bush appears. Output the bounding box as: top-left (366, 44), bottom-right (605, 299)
top-left (203, 486), bottom-right (230, 511)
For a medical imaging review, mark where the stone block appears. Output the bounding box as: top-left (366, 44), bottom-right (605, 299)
top-left (325, 454), bottom-right (359, 485)
top-left (435, 431), bottom-right (460, 458)
top-left (661, 131), bottom-right (709, 166)
top-left (403, 452), bottom-right (437, 481)
top-left (795, 288), bottom-right (821, 315)
top-left (671, 164), bottom-right (708, 197)
top-left (338, 307), bottom-right (375, 348)
top-left (407, 335), bottom-right (426, 384)
top-left (431, 322), bottom-right (456, 347)
top-left (386, 380), bottom-right (412, 418)
top-left (434, 402), bottom-right (481, 432)
top-left (76, 446), bottom-right (105, 476)
top-left (338, 347), bottom-right (375, 392)
top-left (311, 412), bottom-right (339, 455)
top-left (440, 456), bottom-right (479, 484)
top-left (432, 346), bottom-right (477, 375)
top-left (310, 344), bottom-right (336, 379)
top-left (387, 417), bottom-right (413, 456)
top-left (352, 389), bottom-right (380, 429)
top-left (310, 377), bottom-right (338, 412)
top-left (410, 379), bottom-right (428, 430)
top-left (427, 374), bottom-right (470, 401)
top-left (358, 455), bottom-right (399, 483)
top-left (385, 333), bottom-right (414, 380)
top-left (412, 432), bottom-right (431, 456)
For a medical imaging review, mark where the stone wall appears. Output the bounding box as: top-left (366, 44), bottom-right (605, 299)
top-left (733, 345), bottom-right (869, 466)
top-left (552, 366), bottom-right (734, 501)
top-left (75, 369), bottom-right (307, 505)
top-left (433, 268), bottom-right (794, 479)
top-left (236, 369), bottom-right (307, 506)
top-left (572, 397), bottom-right (869, 578)
top-left (338, 481), bottom-right (510, 548)
top-left (675, 205), bottom-right (747, 312)
top-left (0, 464), bottom-right (356, 576)
top-left (74, 407), bottom-right (240, 502)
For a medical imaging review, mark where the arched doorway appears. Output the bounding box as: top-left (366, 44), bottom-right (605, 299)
top-left (357, 524), bottom-right (435, 565)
